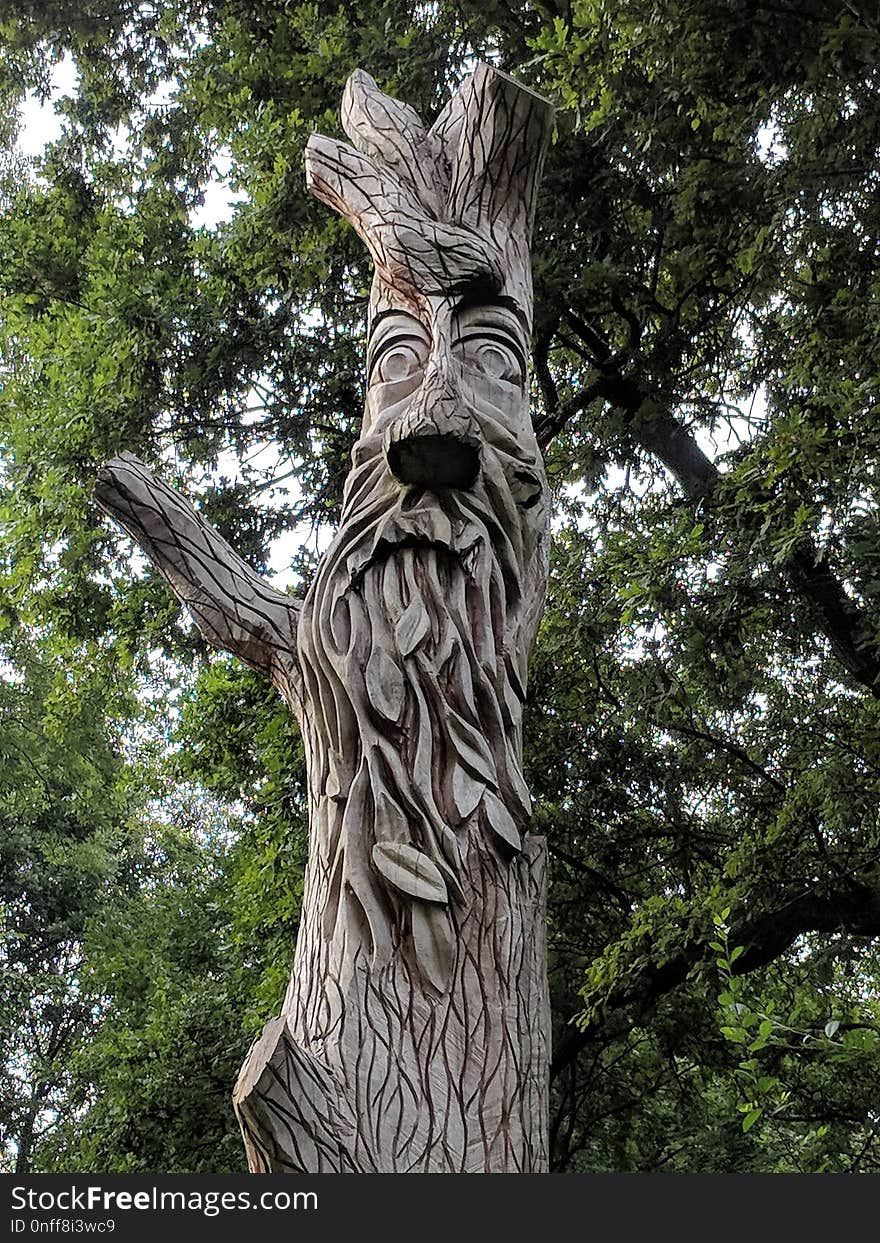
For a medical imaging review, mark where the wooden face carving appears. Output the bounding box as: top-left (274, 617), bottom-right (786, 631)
top-left (369, 298), bottom-right (527, 472)
top-left (354, 291), bottom-right (549, 650)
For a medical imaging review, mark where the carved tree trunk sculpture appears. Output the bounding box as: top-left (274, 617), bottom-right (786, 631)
top-left (95, 65), bottom-right (554, 1173)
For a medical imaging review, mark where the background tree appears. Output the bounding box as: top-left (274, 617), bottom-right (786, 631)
top-left (0, 0), bottom-right (878, 1171)
top-left (0, 632), bottom-right (127, 1172)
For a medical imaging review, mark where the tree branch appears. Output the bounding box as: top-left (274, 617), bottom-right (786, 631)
top-left (94, 452), bottom-right (301, 707)
top-left (539, 355), bottom-right (880, 695)
top-left (600, 372), bottom-right (719, 499)
top-left (532, 325), bottom-right (559, 422)
top-left (785, 545), bottom-right (880, 694)
top-left (534, 371), bottom-right (605, 446)
top-left (551, 878), bottom-right (880, 1078)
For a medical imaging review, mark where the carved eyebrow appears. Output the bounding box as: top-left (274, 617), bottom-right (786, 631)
top-left (455, 291), bottom-right (519, 313)
top-left (454, 292), bottom-right (529, 331)
top-left (368, 308), bottom-right (427, 340)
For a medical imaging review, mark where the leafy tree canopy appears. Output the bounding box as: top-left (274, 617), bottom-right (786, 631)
top-left (1, 0), bottom-right (879, 1171)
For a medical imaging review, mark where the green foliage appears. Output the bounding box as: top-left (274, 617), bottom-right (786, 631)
top-left (709, 907), bottom-right (880, 1168)
top-left (0, 631), bottom-right (139, 1170)
top-left (2, 0), bottom-right (880, 1173)
top-left (44, 824), bottom-right (258, 1174)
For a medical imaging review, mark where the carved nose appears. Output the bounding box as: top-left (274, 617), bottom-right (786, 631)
top-left (387, 434), bottom-right (480, 490)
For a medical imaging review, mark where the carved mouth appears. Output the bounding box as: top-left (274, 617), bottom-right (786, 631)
top-left (351, 533), bottom-right (479, 587)
top-left (341, 490), bottom-right (488, 590)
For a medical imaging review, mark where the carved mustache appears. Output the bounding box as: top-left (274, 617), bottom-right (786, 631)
top-left (332, 433), bottom-right (546, 593)
top-left (341, 480), bottom-right (506, 592)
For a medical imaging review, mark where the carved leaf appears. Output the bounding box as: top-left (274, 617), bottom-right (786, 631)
top-left (324, 748), bottom-right (348, 800)
top-left (365, 649), bottom-right (406, 723)
top-left (504, 649), bottom-right (527, 702)
top-left (411, 903), bottom-right (455, 994)
top-left (395, 597), bottom-right (431, 657)
top-left (372, 842), bottom-right (448, 903)
top-left (504, 749), bottom-right (533, 820)
top-left (433, 852), bottom-right (466, 905)
top-left (446, 710), bottom-right (495, 784)
top-left (330, 592), bottom-right (352, 655)
top-left (501, 673), bottom-right (520, 728)
top-left (451, 763), bottom-right (484, 822)
top-left (482, 789), bottom-right (522, 854)
top-left (373, 790), bottom-right (409, 845)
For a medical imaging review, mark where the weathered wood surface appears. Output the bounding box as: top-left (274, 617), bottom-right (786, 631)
top-left (96, 64), bottom-right (554, 1173)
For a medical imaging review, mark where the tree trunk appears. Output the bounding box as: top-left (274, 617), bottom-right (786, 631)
top-left (97, 63), bottom-right (554, 1173)
top-left (235, 836), bottom-right (548, 1172)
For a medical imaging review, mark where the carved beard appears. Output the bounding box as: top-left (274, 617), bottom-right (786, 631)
top-left (297, 426), bottom-right (547, 994)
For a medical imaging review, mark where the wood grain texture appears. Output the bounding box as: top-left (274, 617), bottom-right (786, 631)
top-left (96, 64), bottom-right (554, 1172)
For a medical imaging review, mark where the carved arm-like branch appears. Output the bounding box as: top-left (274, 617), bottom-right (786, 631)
top-left (94, 452), bottom-right (300, 704)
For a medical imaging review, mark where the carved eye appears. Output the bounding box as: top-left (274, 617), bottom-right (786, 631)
top-left (457, 334), bottom-right (524, 385)
top-left (371, 339), bottom-right (428, 385)
top-left (477, 345), bottom-right (519, 377)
